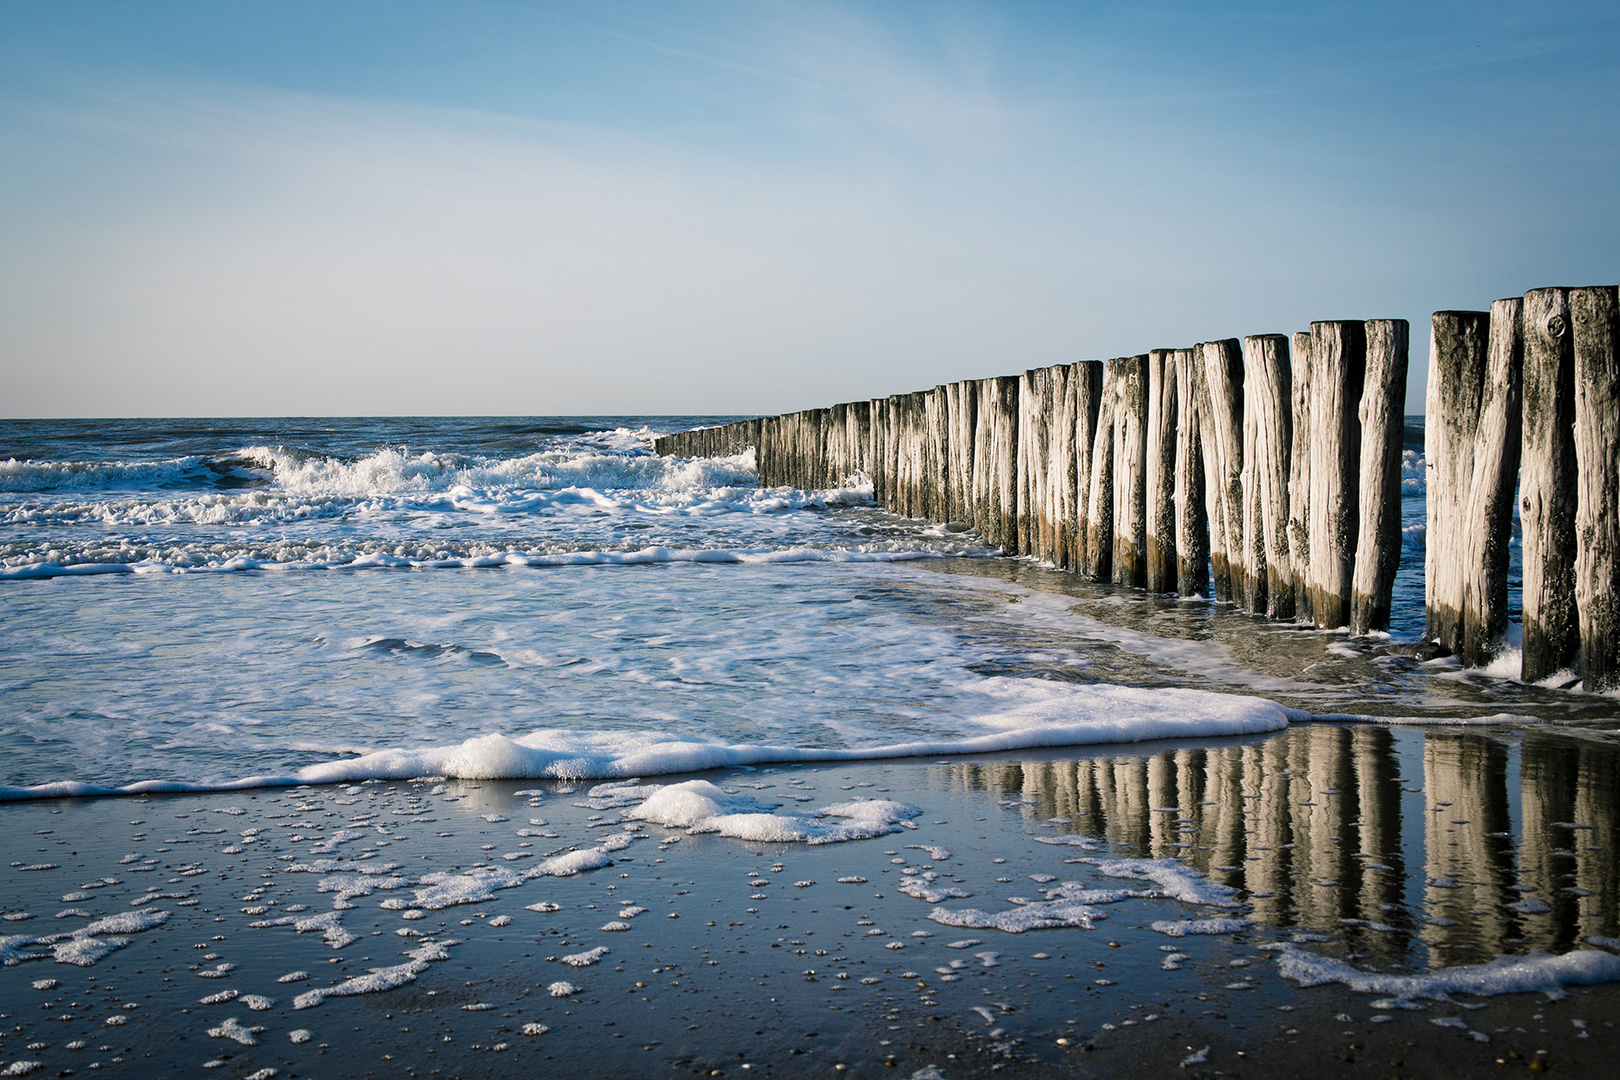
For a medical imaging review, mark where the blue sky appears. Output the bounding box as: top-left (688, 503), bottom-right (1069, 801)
top-left (1, 1), bottom-right (1615, 417)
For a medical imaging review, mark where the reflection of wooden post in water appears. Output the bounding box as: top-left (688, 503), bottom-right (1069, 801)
top-left (1291, 726), bottom-right (1355, 930)
top-left (1204, 748), bottom-right (1247, 892)
top-left (1175, 749), bottom-right (1208, 864)
top-left (1422, 733), bottom-right (1514, 965)
top-left (1090, 758), bottom-right (1118, 842)
top-left (1070, 759), bottom-right (1103, 828)
top-left (1351, 727), bottom-right (1409, 961)
top-left (1519, 736), bottom-right (1582, 953)
top-left (1112, 758), bottom-right (1151, 853)
top-left (1147, 754), bottom-right (1176, 855)
top-left (1248, 738), bottom-right (1297, 927)
top-left (1572, 741), bottom-right (1620, 943)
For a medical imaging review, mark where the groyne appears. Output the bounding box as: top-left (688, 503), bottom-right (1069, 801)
top-left (656, 284), bottom-right (1620, 687)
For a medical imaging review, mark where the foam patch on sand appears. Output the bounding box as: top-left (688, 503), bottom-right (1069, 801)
top-left (898, 876), bottom-right (971, 903)
top-left (628, 780), bottom-right (922, 844)
top-left (1264, 943), bottom-right (1620, 1004)
top-left (927, 896), bottom-right (1108, 933)
top-left (528, 848), bottom-right (616, 877)
top-left (292, 941), bottom-right (456, 1010)
top-left (293, 961), bottom-right (427, 1009)
top-left (1152, 918), bottom-right (1252, 937)
top-left (379, 868), bottom-right (524, 911)
top-left (1075, 858), bottom-right (1241, 907)
top-left (250, 910), bottom-right (358, 949)
top-left (23, 909), bottom-right (174, 967)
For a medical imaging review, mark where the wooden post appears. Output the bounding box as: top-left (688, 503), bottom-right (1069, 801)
top-left (1424, 310), bottom-right (1490, 652)
top-left (1172, 347), bottom-right (1208, 596)
top-left (826, 403), bottom-right (848, 487)
top-left (901, 392), bottom-right (928, 517)
top-left (1307, 321), bottom-right (1365, 629)
top-left (1018, 369), bottom-right (1052, 558)
top-left (1194, 341), bottom-right (1241, 602)
top-left (1572, 285), bottom-right (1620, 691)
top-left (1045, 364), bottom-right (1076, 568)
top-left (1288, 331), bottom-right (1313, 622)
top-left (991, 375), bottom-right (1021, 552)
top-left (757, 416), bottom-right (780, 487)
top-left (1070, 362), bottom-right (1104, 572)
top-left (925, 387), bottom-right (950, 524)
top-left (885, 396), bottom-right (903, 511)
top-left (1112, 355), bottom-right (1149, 587)
top-left (1350, 320), bottom-right (1408, 634)
top-left (972, 377), bottom-right (1020, 550)
top-left (849, 401), bottom-right (872, 488)
top-left (1459, 300), bottom-right (1524, 666)
top-left (1145, 349), bottom-right (1179, 593)
top-left (1242, 334), bottom-right (1294, 619)
top-left (1084, 363), bottom-right (1117, 582)
top-left (1425, 308), bottom-right (1522, 662)
top-left (867, 398), bottom-right (889, 505)
top-left (1520, 287), bottom-right (1580, 682)
top-left (945, 381), bottom-right (975, 526)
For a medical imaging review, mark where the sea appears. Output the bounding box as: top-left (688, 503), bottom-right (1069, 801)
top-left (0, 415), bottom-right (1610, 800)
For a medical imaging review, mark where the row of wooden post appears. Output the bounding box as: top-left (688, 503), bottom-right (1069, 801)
top-left (655, 284), bottom-right (1620, 689)
top-left (1427, 285), bottom-right (1620, 690)
top-left (655, 320), bottom-right (1412, 636)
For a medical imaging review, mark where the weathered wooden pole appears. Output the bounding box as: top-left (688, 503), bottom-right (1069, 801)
top-left (1571, 285), bottom-right (1620, 691)
top-left (1070, 362), bottom-right (1104, 572)
top-left (1288, 331), bottom-right (1314, 622)
top-left (1460, 300), bottom-right (1524, 666)
top-left (848, 401), bottom-right (873, 488)
top-left (831, 404), bottom-right (850, 488)
top-left (1241, 334), bottom-right (1294, 619)
top-left (972, 376), bottom-right (1020, 550)
top-left (1424, 310), bottom-right (1489, 652)
top-left (903, 392), bottom-right (929, 517)
top-left (1111, 355), bottom-right (1149, 587)
top-left (925, 387), bottom-right (950, 523)
top-left (1306, 321), bottom-right (1366, 629)
top-left (756, 415), bottom-right (779, 487)
top-left (1172, 347), bottom-right (1208, 596)
top-left (1425, 307), bottom-right (1522, 662)
top-left (1045, 364), bottom-right (1077, 568)
top-left (1018, 368), bottom-right (1053, 558)
top-left (867, 397), bottom-right (889, 504)
top-left (1520, 287), bottom-right (1580, 682)
top-left (1195, 340), bottom-right (1243, 602)
top-left (944, 381), bottom-right (975, 525)
top-left (1350, 319), bottom-right (1408, 634)
top-left (1084, 363), bottom-right (1117, 582)
top-left (887, 398), bottom-right (907, 511)
top-left (1145, 349), bottom-right (1179, 593)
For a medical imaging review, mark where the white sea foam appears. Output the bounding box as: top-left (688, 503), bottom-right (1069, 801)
top-left (293, 961), bottom-right (428, 1009)
top-left (627, 780), bottom-right (922, 844)
top-left (1265, 943), bottom-right (1620, 1003)
top-left (379, 868), bottom-right (524, 911)
top-left (927, 897), bottom-right (1107, 933)
top-left (1074, 859), bottom-right (1241, 907)
top-left (1151, 918), bottom-right (1251, 937)
top-left (1, 677), bottom-right (1292, 799)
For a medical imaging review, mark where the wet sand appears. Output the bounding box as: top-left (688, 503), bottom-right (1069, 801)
top-left (2, 727), bottom-right (1618, 1078)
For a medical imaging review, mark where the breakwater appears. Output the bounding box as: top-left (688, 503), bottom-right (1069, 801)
top-left (655, 284), bottom-right (1620, 687)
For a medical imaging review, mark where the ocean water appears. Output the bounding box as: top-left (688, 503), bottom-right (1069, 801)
top-left (0, 416), bottom-right (1607, 799)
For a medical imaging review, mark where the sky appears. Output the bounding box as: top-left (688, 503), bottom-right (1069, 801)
top-left (1, 1), bottom-right (1616, 417)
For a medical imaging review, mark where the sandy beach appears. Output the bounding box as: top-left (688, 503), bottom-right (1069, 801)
top-left (5, 727), bottom-right (1616, 1078)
